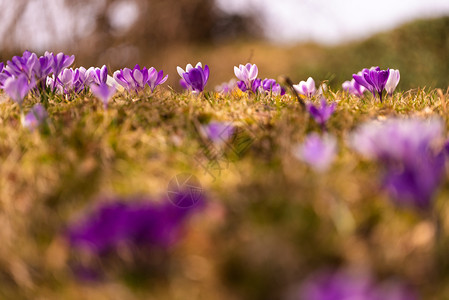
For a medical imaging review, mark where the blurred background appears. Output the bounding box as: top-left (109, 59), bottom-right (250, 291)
top-left (0, 0), bottom-right (448, 89)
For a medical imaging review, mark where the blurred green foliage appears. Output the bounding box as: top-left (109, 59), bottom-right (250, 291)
top-left (294, 17), bottom-right (449, 89)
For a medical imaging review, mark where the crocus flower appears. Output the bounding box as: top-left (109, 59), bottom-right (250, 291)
top-left (385, 69), bottom-right (400, 96)
top-left (293, 133), bottom-right (337, 172)
top-left (353, 67), bottom-right (390, 102)
top-left (5, 50), bottom-right (38, 81)
top-left (234, 63), bottom-right (258, 91)
top-left (293, 77), bottom-right (316, 98)
top-left (3, 74), bottom-right (35, 106)
top-left (33, 53), bottom-right (54, 89)
top-left (307, 98), bottom-right (336, 129)
top-left (22, 103), bottom-right (47, 131)
top-left (147, 67), bottom-right (168, 92)
top-left (177, 62), bottom-right (209, 94)
top-left (200, 121), bottom-right (235, 145)
top-left (48, 51), bottom-right (75, 79)
top-left (350, 117), bottom-right (445, 210)
top-left (261, 78), bottom-right (285, 96)
top-left (215, 79), bottom-right (237, 94)
top-left (237, 78), bottom-right (261, 94)
top-left (91, 82), bottom-right (116, 109)
top-left (67, 195), bottom-right (204, 255)
top-left (342, 79), bottom-right (366, 97)
top-left (87, 65), bottom-right (108, 86)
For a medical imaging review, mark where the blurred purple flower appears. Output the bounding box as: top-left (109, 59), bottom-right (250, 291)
top-left (307, 98), bottom-right (336, 128)
top-left (353, 67), bottom-right (390, 102)
top-left (67, 195), bottom-right (204, 255)
top-left (386, 69), bottom-right (400, 96)
top-left (33, 53), bottom-right (54, 89)
top-left (5, 50), bottom-right (38, 81)
top-left (201, 121), bottom-right (235, 144)
top-left (87, 65), bottom-right (108, 85)
top-left (48, 51), bottom-right (75, 78)
top-left (91, 82), bottom-right (116, 109)
top-left (3, 74), bottom-right (35, 106)
top-left (22, 103), bottom-right (47, 131)
top-left (300, 268), bottom-right (418, 300)
top-left (177, 62), bottom-right (209, 93)
top-left (342, 79), bottom-right (367, 97)
top-left (261, 78), bottom-right (285, 96)
top-left (147, 67), bottom-right (168, 92)
top-left (180, 78), bottom-right (189, 90)
top-left (350, 118), bottom-right (445, 210)
top-left (293, 133), bottom-right (337, 172)
top-left (300, 268), bottom-right (375, 300)
top-left (234, 63), bottom-right (258, 91)
top-left (215, 79), bottom-right (237, 94)
top-left (293, 77), bottom-right (316, 98)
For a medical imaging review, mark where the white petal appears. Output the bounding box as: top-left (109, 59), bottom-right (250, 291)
top-left (177, 66), bottom-right (185, 77)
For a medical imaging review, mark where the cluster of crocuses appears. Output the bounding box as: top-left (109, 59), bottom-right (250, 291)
top-left (343, 66), bottom-right (400, 102)
top-left (231, 63), bottom-right (286, 95)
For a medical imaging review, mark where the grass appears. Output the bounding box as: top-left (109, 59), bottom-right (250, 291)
top-left (1, 87), bottom-right (449, 299)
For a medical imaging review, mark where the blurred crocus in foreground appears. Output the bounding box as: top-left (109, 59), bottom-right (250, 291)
top-left (3, 74), bottom-right (35, 106)
top-left (177, 62), bottom-right (209, 94)
top-left (353, 67), bottom-right (390, 102)
top-left (22, 103), bottom-right (47, 131)
top-left (91, 82), bottom-right (116, 109)
top-left (350, 117), bottom-right (445, 210)
top-left (300, 268), bottom-right (418, 300)
top-left (67, 195), bottom-right (204, 255)
top-left (386, 69), bottom-right (400, 96)
top-left (293, 77), bottom-right (316, 98)
top-left (200, 121), bottom-right (235, 145)
top-left (342, 79), bottom-right (367, 97)
top-left (293, 133), bottom-right (337, 172)
top-left (307, 98), bottom-right (336, 129)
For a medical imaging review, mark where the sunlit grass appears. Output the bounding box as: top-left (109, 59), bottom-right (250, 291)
top-left (0, 87), bottom-right (448, 299)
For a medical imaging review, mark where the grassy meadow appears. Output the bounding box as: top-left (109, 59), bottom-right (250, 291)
top-left (1, 86), bottom-right (449, 299)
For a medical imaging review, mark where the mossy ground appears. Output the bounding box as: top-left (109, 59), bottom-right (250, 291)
top-left (0, 87), bottom-right (449, 299)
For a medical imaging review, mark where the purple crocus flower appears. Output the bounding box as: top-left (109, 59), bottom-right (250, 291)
top-left (200, 121), bottom-right (235, 144)
top-left (48, 51), bottom-right (75, 78)
top-left (91, 82), bottom-right (116, 109)
top-left (293, 133), bottom-right (337, 172)
top-left (293, 77), bottom-right (316, 98)
top-left (385, 69), bottom-right (400, 96)
top-left (353, 67), bottom-right (390, 102)
top-left (307, 98), bottom-right (336, 129)
top-left (67, 195), bottom-right (204, 255)
top-left (177, 62), bottom-right (209, 94)
top-left (5, 50), bottom-right (38, 81)
top-left (342, 79), bottom-right (367, 97)
top-left (87, 65), bottom-right (108, 85)
top-left (147, 67), bottom-right (168, 92)
top-left (350, 117), bottom-right (445, 210)
top-left (237, 77), bottom-right (262, 94)
top-left (261, 78), bottom-right (286, 96)
top-left (22, 103), bottom-right (47, 131)
top-left (33, 53), bottom-right (54, 89)
top-left (234, 63), bottom-right (258, 91)
top-left (3, 74), bottom-right (35, 106)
